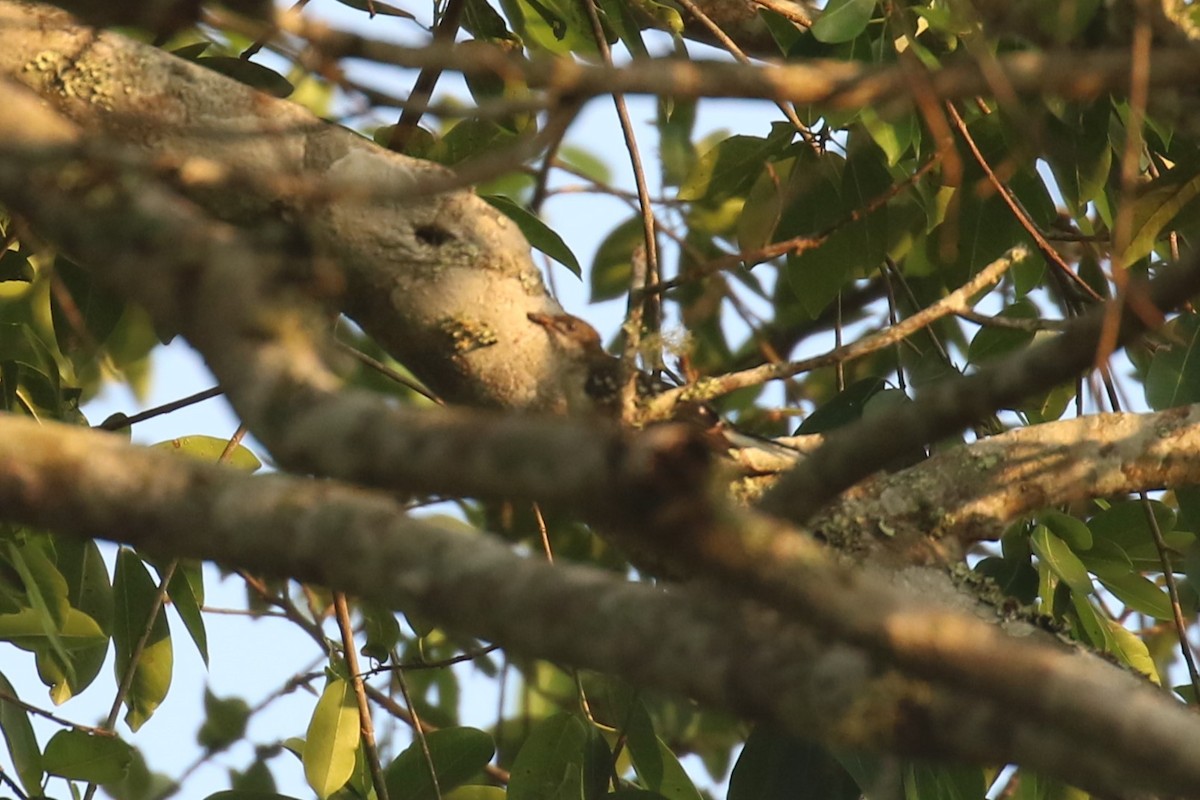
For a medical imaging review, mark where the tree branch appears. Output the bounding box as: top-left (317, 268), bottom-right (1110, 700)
top-left (3, 415), bottom-right (1200, 797)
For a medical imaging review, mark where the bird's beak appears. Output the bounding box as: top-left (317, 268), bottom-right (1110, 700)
top-left (527, 312), bottom-right (560, 332)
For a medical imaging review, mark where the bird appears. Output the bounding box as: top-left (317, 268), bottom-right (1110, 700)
top-left (526, 311), bottom-right (718, 426)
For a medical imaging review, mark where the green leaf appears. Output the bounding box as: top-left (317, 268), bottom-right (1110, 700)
top-left (1088, 499), bottom-right (1190, 567)
top-left (1037, 510), bottom-right (1093, 552)
top-left (1105, 618), bottom-right (1160, 684)
top-left (334, 0), bottom-right (416, 17)
top-left (443, 788), bottom-right (508, 800)
top-left (360, 602), bottom-right (401, 662)
top-left (1067, 591), bottom-right (1110, 649)
top-left (591, 216), bottom-right (645, 301)
top-left (811, 0), bottom-right (875, 43)
top-left (3, 537), bottom-right (73, 681)
top-left (0, 670), bottom-right (43, 795)
top-left (230, 757), bottom-right (280, 793)
top-left (507, 712), bottom-right (588, 800)
top-left (1076, 537), bottom-right (1135, 581)
top-left (56, 537), bottom-right (113, 634)
top-left (729, 727), bottom-right (858, 800)
top-left (624, 701), bottom-right (702, 800)
top-left (304, 676), bottom-right (360, 799)
top-left (384, 726), bottom-right (495, 800)
top-left (112, 549), bottom-right (173, 732)
top-left (1099, 572), bottom-right (1174, 621)
top-left (678, 135), bottom-right (787, 205)
top-left (1044, 101), bottom-right (1113, 215)
top-left (204, 793), bottom-right (303, 800)
top-left (903, 762), bottom-right (988, 800)
top-left (197, 57), bottom-right (293, 98)
top-left (966, 300), bottom-right (1037, 366)
top-left (165, 561), bottom-right (208, 665)
top-left (974, 556), bottom-right (1038, 604)
top-left (198, 689), bottom-right (251, 752)
top-left (0, 606), bottom-right (105, 644)
top-left (859, 108), bottom-right (917, 167)
top-left (657, 95), bottom-right (697, 188)
top-left (1121, 163), bottom-right (1200, 265)
top-left (50, 256), bottom-right (127, 357)
top-left (152, 435), bottom-right (262, 471)
top-left (1145, 314), bottom-right (1200, 410)
top-left (737, 156), bottom-right (795, 257)
top-left (797, 377), bottom-right (888, 434)
top-left (1030, 525), bottom-right (1093, 594)
top-left (43, 729), bottom-right (132, 784)
top-left (482, 195), bottom-right (581, 277)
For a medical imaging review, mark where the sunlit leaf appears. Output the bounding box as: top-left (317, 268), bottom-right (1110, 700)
top-left (304, 676), bottom-right (360, 799)
top-left (1030, 525), bottom-right (1093, 594)
top-left (112, 549), bottom-right (173, 731)
top-left (152, 435), bottom-right (262, 471)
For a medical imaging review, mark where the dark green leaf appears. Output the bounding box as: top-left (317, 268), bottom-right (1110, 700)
top-left (966, 300), bottom-right (1037, 365)
top-left (1038, 510), bottom-right (1093, 552)
top-left (164, 561), bottom-right (207, 665)
top-left (482, 195), bottom-right (581, 277)
top-left (334, 0), bottom-right (416, 17)
top-left (797, 377), bottom-right (887, 435)
top-left (44, 729), bottom-right (132, 784)
top-left (198, 690), bottom-right (251, 752)
top-left (624, 700), bottom-right (702, 800)
top-left (197, 57), bottom-right (294, 98)
top-left (591, 216), bottom-right (646, 301)
top-left (0, 670), bottom-right (43, 795)
top-left (112, 549), bottom-right (173, 732)
top-left (385, 726), bottom-right (495, 800)
top-left (507, 712), bottom-right (588, 800)
top-left (1099, 572), bottom-right (1174, 620)
top-left (1145, 314), bottom-right (1200, 409)
top-left (678, 135), bottom-right (789, 205)
top-left (729, 727), bottom-right (858, 800)
top-left (811, 0), bottom-right (875, 43)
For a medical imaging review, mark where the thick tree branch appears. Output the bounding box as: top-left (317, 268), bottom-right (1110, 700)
top-left (265, 12), bottom-right (1200, 111)
top-left (3, 415), bottom-right (1200, 797)
top-left (813, 405), bottom-right (1200, 560)
top-left (757, 253), bottom-right (1200, 524)
top-left (0, 1), bottom-right (572, 413)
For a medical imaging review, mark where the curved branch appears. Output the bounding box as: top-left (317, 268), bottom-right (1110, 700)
top-left (817, 405), bottom-right (1200, 559)
top-left (0, 1), bottom-right (567, 413)
top-left (757, 252), bottom-right (1200, 524)
top-left (3, 415), bottom-right (1200, 797)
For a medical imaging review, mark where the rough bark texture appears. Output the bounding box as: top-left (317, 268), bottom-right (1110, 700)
top-left (0, 0), bottom-right (573, 412)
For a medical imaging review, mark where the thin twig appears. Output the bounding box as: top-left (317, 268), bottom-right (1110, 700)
top-left (0, 689), bottom-right (115, 735)
top-left (671, 0), bottom-right (816, 147)
top-left (394, 668), bottom-right (442, 800)
top-left (944, 102), bottom-right (1103, 303)
top-left (388, 0), bottom-right (467, 152)
top-left (98, 386), bottom-right (224, 431)
top-left (643, 245), bottom-right (1029, 419)
top-left (334, 593), bottom-right (390, 800)
top-left (334, 338), bottom-right (443, 405)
